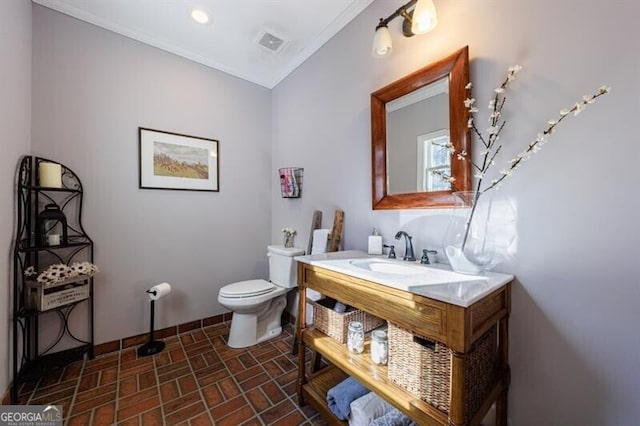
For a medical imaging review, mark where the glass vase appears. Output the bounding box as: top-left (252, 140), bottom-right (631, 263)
top-left (443, 191), bottom-right (495, 274)
top-left (283, 234), bottom-right (294, 248)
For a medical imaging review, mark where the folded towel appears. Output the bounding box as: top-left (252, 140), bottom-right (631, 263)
top-left (307, 289), bottom-right (322, 301)
top-left (280, 175), bottom-right (289, 197)
top-left (368, 407), bottom-right (417, 426)
top-left (334, 302), bottom-right (347, 313)
top-left (349, 392), bottom-right (394, 426)
top-left (327, 377), bottom-right (370, 420)
top-left (311, 229), bottom-right (331, 254)
top-left (305, 301), bottom-right (315, 325)
top-left (289, 168), bottom-right (299, 197)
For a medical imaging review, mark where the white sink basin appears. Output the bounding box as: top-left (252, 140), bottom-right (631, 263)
top-left (349, 259), bottom-right (427, 275)
top-left (347, 258), bottom-right (479, 286)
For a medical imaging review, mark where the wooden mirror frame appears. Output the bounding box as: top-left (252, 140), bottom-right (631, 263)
top-left (371, 46), bottom-right (472, 209)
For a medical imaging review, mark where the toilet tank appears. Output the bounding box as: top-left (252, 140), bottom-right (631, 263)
top-left (268, 245), bottom-right (305, 288)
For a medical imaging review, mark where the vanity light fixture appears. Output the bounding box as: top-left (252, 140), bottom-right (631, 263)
top-left (372, 0), bottom-right (438, 58)
top-left (411, 0), bottom-right (438, 34)
top-left (191, 8), bottom-right (210, 25)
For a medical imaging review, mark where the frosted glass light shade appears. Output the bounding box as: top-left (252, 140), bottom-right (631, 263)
top-left (372, 25), bottom-right (393, 58)
top-left (411, 0), bottom-right (438, 34)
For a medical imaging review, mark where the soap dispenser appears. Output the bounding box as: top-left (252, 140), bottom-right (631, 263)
top-left (368, 228), bottom-right (383, 255)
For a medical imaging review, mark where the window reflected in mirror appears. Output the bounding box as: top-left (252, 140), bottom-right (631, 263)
top-left (419, 129), bottom-right (451, 192)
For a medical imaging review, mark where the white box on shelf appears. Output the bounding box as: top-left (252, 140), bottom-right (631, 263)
top-left (26, 275), bottom-right (91, 311)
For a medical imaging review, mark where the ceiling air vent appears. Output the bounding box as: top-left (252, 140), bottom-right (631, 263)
top-left (257, 31), bottom-right (285, 53)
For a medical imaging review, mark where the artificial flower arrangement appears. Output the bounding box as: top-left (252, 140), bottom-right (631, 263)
top-left (24, 262), bottom-right (99, 286)
top-left (437, 64), bottom-right (610, 272)
top-left (282, 227), bottom-right (297, 236)
top-left (282, 227), bottom-right (297, 248)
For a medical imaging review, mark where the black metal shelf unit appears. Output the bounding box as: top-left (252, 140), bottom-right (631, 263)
top-left (12, 156), bottom-right (95, 403)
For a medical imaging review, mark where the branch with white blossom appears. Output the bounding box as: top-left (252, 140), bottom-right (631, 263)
top-left (481, 85), bottom-right (610, 192)
top-left (459, 65), bottom-right (609, 196)
top-left (452, 64), bottom-right (609, 253)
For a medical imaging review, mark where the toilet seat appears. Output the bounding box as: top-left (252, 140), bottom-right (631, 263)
top-left (219, 279), bottom-right (275, 298)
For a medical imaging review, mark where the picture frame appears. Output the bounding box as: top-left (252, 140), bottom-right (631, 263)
top-left (139, 127), bottom-right (219, 192)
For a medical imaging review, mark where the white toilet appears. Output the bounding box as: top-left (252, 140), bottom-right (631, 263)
top-left (217, 245), bottom-right (304, 348)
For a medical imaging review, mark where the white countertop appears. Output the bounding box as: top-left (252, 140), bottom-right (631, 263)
top-left (295, 250), bottom-right (513, 307)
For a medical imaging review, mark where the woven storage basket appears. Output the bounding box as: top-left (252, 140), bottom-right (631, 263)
top-left (388, 323), bottom-right (497, 421)
top-left (312, 298), bottom-right (385, 343)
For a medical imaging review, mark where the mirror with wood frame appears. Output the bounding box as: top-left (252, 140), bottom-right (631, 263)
top-left (371, 46), bottom-right (472, 209)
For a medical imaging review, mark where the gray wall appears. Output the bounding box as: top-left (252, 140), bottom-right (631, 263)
top-left (0, 0), bottom-right (32, 399)
top-left (272, 0), bottom-right (639, 424)
top-left (31, 5), bottom-right (272, 345)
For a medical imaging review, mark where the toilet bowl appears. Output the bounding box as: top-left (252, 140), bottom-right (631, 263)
top-left (217, 245), bottom-right (304, 348)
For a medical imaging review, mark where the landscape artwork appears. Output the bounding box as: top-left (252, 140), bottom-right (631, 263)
top-left (153, 141), bottom-right (209, 180)
top-left (139, 127), bottom-right (219, 191)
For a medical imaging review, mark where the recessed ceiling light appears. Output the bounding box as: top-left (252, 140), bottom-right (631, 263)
top-left (191, 9), bottom-right (210, 25)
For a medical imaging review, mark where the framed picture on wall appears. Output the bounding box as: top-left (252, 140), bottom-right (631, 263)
top-left (139, 127), bottom-right (219, 191)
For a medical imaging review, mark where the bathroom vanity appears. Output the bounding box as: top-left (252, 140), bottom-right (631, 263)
top-left (295, 251), bottom-right (513, 426)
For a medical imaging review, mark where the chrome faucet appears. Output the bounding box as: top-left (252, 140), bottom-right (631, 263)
top-left (420, 249), bottom-right (438, 265)
top-left (383, 244), bottom-right (396, 259)
top-left (394, 231), bottom-right (416, 261)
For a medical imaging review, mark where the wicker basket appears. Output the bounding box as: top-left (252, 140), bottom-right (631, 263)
top-left (388, 323), bottom-right (497, 421)
top-left (312, 298), bottom-right (385, 343)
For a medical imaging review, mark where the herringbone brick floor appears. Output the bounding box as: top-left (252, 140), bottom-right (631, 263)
top-left (12, 322), bottom-right (326, 425)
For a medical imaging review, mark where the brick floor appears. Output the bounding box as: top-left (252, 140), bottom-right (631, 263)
top-left (12, 323), bottom-right (329, 425)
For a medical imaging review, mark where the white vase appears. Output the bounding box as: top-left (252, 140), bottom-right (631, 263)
top-left (443, 191), bottom-right (495, 274)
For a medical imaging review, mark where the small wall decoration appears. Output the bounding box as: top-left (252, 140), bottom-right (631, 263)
top-left (139, 127), bottom-right (219, 191)
top-left (279, 167), bottom-right (303, 198)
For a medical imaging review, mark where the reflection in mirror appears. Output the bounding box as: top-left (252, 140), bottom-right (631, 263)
top-left (386, 76), bottom-right (450, 194)
top-left (371, 46), bottom-right (471, 209)
top-left (417, 129), bottom-right (451, 191)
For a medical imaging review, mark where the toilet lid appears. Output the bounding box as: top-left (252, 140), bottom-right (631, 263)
top-left (220, 279), bottom-right (275, 298)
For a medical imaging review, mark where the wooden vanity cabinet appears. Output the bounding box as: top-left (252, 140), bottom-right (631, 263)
top-left (296, 262), bottom-right (512, 426)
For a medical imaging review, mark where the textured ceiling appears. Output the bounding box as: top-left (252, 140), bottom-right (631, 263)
top-left (33, 0), bottom-right (374, 88)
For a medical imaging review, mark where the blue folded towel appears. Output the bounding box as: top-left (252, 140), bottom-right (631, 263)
top-left (327, 377), bottom-right (370, 420)
top-left (368, 407), bottom-right (417, 426)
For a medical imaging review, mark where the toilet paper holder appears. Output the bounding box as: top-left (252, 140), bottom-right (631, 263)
top-left (137, 283), bottom-right (171, 357)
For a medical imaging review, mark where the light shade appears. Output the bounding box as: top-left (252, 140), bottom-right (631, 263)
top-left (371, 25), bottom-right (393, 58)
top-left (411, 0), bottom-right (438, 34)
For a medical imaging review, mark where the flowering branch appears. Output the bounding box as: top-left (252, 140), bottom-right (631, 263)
top-left (453, 65), bottom-right (610, 251)
top-left (482, 86), bottom-right (610, 192)
top-left (458, 66), bottom-right (610, 196)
